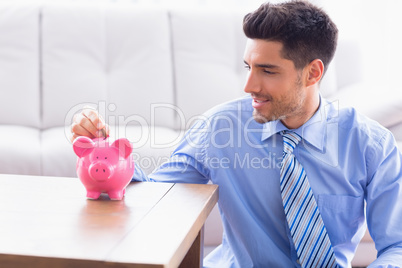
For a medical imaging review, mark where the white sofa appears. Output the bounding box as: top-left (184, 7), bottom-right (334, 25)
top-left (1, 2), bottom-right (401, 266)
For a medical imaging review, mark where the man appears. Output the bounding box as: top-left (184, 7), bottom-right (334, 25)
top-left (71, 1), bottom-right (402, 267)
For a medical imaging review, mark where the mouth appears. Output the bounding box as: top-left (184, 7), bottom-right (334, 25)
top-left (252, 97), bottom-right (270, 109)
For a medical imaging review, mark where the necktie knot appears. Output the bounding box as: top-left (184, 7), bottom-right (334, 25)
top-left (281, 131), bottom-right (301, 155)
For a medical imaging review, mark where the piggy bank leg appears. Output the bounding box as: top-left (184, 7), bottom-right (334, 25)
top-left (86, 190), bottom-right (101, 200)
top-left (108, 190), bottom-right (124, 200)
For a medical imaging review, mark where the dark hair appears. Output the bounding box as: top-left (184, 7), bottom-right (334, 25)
top-left (243, 0), bottom-right (338, 72)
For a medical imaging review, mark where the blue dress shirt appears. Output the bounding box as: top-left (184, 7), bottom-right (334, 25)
top-left (132, 95), bottom-right (402, 267)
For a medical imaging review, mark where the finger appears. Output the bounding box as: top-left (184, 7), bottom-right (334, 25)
top-left (71, 121), bottom-right (95, 139)
top-left (82, 108), bottom-right (105, 130)
top-left (70, 133), bottom-right (80, 143)
top-left (72, 113), bottom-right (98, 138)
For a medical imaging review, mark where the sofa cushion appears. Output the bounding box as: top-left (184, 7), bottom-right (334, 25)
top-left (170, 9), bottom-right (247, 125)
top-left (41, 127), bottom-right (77, 177)
top-left (0, 4), bottom-right (40, 128)
top-left (104, 5), bottom-right (175, 129)
top-left (0, 126), bottom-right (41, 175)
top-left (326, 83), bottom-right (402, 129)
top-left (41, 4), bottom-right (175, 130)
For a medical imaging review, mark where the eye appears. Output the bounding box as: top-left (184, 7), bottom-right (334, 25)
top-left (263, 70), bottom-right (276, 75)
top-left (105, 157), bottom-right (107, 160)
top-left (96, 156), bottom-right (99, 159)
top-left (244, 65), bottom-right (251, 71)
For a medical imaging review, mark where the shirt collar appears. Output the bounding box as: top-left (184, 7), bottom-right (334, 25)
top-left (261, 95), bottom-right (332, 152)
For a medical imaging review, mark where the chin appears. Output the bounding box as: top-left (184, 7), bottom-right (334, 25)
top-left (253, 110), bottom-right (284, 124)
top-left (253, 110), bottom-right (271, 124)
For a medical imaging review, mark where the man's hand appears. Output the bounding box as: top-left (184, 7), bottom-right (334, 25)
top-left (70, 106), bottom-right (109, 142)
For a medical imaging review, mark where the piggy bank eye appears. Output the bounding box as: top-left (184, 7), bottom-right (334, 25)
top-left (105, 157), bottom-right (108, 160)
top-left (96, 156), bottom-right (99, 159)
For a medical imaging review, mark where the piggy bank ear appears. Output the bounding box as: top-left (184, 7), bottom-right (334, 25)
top-left (111, 138), bottom-right (133, 159)
top-left (73, 136), bottom-right (95, 157)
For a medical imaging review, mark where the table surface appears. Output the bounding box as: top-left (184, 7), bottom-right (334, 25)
top-left (0, 174), bottom-right (218, 267)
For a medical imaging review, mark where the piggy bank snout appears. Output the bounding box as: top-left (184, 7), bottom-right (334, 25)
top-left (89, 162), bottom-right (114, 182)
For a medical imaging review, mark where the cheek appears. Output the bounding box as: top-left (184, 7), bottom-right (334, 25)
top-left (259, 73), bottom-right (301, 100)
top-left (260, 77), bottom-right (283, 96)
top-left (278, 75), bottom-right (303, 97)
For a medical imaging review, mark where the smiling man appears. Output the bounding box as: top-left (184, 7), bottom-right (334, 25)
top-left (243, 40), bottom-right (319, 128)
top-left (71, 1), bottom-right (402, 267)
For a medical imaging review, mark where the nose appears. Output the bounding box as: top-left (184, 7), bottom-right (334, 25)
top-left (89, 162), bottom-right (113, 182)
top-left (243, 69), bottom-right (261, 95)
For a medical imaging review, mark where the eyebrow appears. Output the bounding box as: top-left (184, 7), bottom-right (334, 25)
top-left (243, 60), bottom-right (280, 69)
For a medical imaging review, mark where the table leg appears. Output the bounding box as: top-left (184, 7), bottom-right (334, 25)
top-left (179, 226), bottom-right (204, 268)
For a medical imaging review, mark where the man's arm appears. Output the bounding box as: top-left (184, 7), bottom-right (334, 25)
top-left (132, 120), bottom-right (211, 184)
top-left (366, 131), bottom-right (402, 267)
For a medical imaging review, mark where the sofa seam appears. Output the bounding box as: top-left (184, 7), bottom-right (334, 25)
top-left (38, 4), bottom-right (44, 176)
top-left (167, 10), bottom-right (179, 130)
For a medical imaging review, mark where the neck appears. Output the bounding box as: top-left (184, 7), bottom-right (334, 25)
top-left (281, 90), bottom-right (320, 130)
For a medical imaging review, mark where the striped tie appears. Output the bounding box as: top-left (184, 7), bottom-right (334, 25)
top-left (280, 131), bottom-right (338, 267)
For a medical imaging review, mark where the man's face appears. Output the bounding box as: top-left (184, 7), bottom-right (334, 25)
top-left (243, 39), bottom-right (308, 127)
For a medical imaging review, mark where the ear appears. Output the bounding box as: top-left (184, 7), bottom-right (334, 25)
top-left (73, 136), bottom-right (95, 157)
top-left (305, 59), bottom-right (324, 87)
top-left (111, 138), bottom-right (133, 159)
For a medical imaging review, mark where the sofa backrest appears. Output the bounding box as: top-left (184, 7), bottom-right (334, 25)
top-left (41, 4), bottom-right (176, 130)
top-left (0, 3), bottom-right (359, 132)
top-left (0, 4), bottom-right (40, 128)
top-left (170, 9), bottom-right (246, 128)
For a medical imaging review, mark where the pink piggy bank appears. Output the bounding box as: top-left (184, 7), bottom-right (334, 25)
top-left (73, 137), bottom-right (135, 200)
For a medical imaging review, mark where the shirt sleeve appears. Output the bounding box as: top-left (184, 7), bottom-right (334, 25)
top-left (366, 131), bottom-right (402, 267)
top-left (131, 119), bottom-right (211, 184)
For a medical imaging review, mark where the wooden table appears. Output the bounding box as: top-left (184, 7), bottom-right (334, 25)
top-left (0, 174), bottom-right (218, 268)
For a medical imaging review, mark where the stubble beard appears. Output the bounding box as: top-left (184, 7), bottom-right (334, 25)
top-left (253, 109), bottom-right (286, 124)
top-left (252, 77), bottom-right (305, 125)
